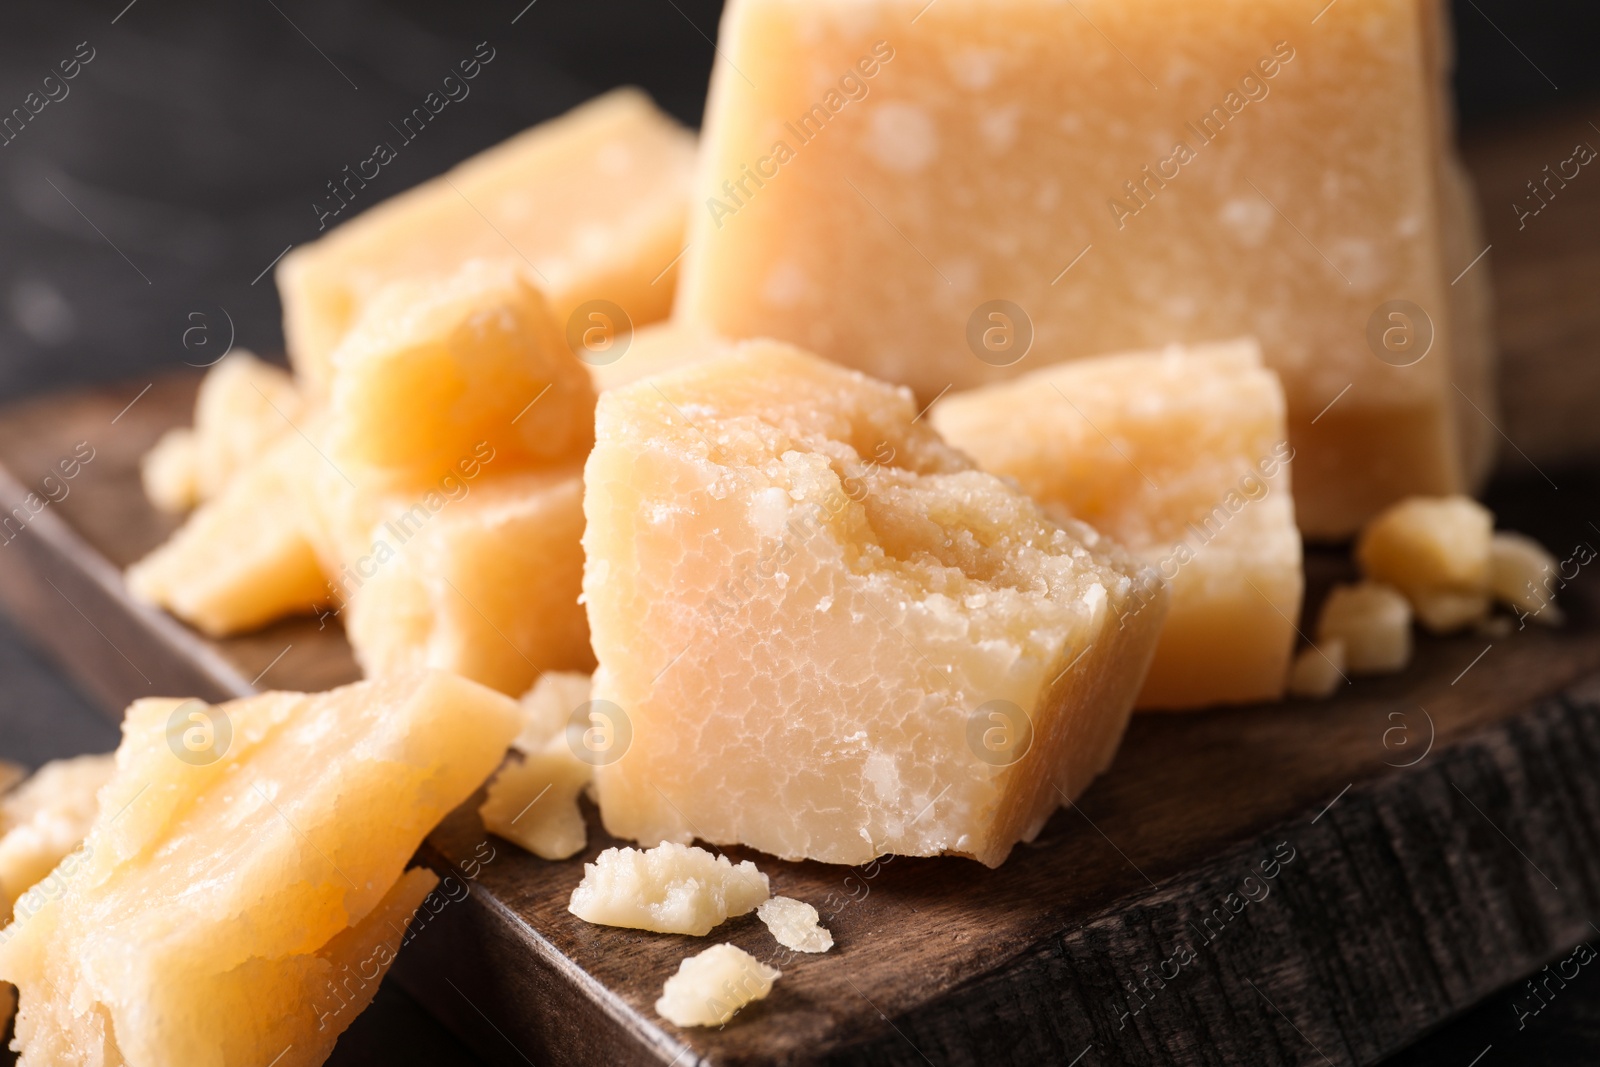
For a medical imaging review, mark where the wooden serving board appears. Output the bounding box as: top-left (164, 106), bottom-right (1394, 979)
top-left (1, 105), bottom-right (1599, 1066)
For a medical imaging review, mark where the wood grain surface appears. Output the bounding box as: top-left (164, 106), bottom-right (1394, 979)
top-left (0, 104), bottom-right (1596, 1067)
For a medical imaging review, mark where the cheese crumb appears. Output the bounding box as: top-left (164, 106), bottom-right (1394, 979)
top-left (655, 944), bottom-right (780, 1028)
top-left (513, 672), bottom-right (593, 753)
top-left (756, 896), bottom-right (833, 953)
top-left (479, 739), bottom-right (591, 861)
top-left (1286, 641), bottom-right (1346, 701)
top-left (1355, 495), bottom-right (1492, 632)
top-left (140, 428), bottom-right (200, 514)
top-left (568, 842), bottom-right (769, 935)
top-left (1411, 590), bottom-right (1491, 635)
top-left (1316, 583), bottom-right (1413, 675)
top-left (1488, 532), bottom-right (1565, 626)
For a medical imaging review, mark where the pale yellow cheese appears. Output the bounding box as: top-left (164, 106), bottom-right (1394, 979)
top-left (0, 672), bottom-right (519, 1067)
top-left (325, 261), bottom-right (597, 491)
top-left (342, 468), bottom-right (593, 696)
top-left (932, 340), bottom-right (1301, 710)
top-left (568, 843), bottom-right (770, 936)
top-left (1488, 531), bottom-right (1564, 626)
top-left (0, 755), bottom-right (114, 924)
top-left (679, 0), bottom-right (1491, 538)
top-left (512, 671), bottom-right (594, 753)
top-left (140, 428), bottom-right (200, 513)
top-left (1285, 641), bottom-right (1346, 701)
top-left (583, 342), bottom-right (1166, 867)
top-left (479, 739), bottom-right (592, 861)
top-left (279, 88), bottom-right (696, 394)
top-left (656, 943), bottom-right (780, 1028)
top-left (587, 319), bottom-right (732, 393)
top-left (1316, 583), bottom-right (1413, 675)
top-left (191, 351), bottom-right (303, 500)
top-left (756, 896), bottom-right (833, 953)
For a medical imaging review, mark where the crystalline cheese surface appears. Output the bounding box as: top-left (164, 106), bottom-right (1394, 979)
top-left (656, 944), bottom-right (780, 1028)
top-left (0, 673), bottom-right (519, 1067)
top-left (279, 88), bottom-right (696, 393)
top-left (0, 755), bottom-right (114, 923)
top-left (678, 0), bottom-right (1494, 537)
top-left (932, 341), bottom-right (1302, 710)
top-left (569, 843), bottom-right (769, 936)
top-left (583, 342), bottom-right (1166, 867)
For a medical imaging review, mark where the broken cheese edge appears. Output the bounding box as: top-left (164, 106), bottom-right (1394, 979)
top-left (568, 842), bottom-right (770, 936)
top-left (479, 738), bottom-right (592, 861)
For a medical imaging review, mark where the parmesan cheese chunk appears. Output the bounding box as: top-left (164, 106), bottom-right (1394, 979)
top-left (191, 351), bottom-right (303, 501)
top-left (1316, 583), bottom-right (1413, 675)
top-left (656, 943), bottom-right (780, 1028)
top-left (0, 755), bottom-right (114, 924)
top-left (513, 671), bottom-right (594, 753)
top-left (0, 672), bottom-right (520, 1067)
top-left (932, 340), bottom-right (1302, 710)
top-left (568, 843), bottom-right (770, 936)
top-left (1285, 641), bottom-right (1346, 701)
top-left (140, 428), bottom-right (199, 513)
top-left (679, 0), bottom-right (1492, 538)
top-left (1357, 496), bottom-right (1493, 601)
top-left (584, 342), bottom-right (1166, 867)
top-left (756, 896), bottom-right (833, 954)
top-left (480, 740), bottom-right (592, 862)
top-left (1489, 531), bottom-right (1565, 626)
top-left (279, 88), bottom-right (696, 394)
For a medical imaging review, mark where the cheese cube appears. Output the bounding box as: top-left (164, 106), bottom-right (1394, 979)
top-left (127, 434), bottom-right (328, 636)
top-left (0, 755), bottom-right (114, 924)
top-left (342, 469), bottom-right (593, 695)
top-left (583, 342), bottom-right (1165, 867)
top-left (0, 672), bottom-right (520, 1067)
top-left (932, 340), bottom-right (1301, 710)
top-left (1316, 583), bottom-right (1413, 675)
top-left (479, 739), bottom-right (592, 861)
top-left (279, 88), bottom-right (696, 394)
top-left (656, 944), bottom-right (780, 1028)
top-left (326, 261), bottom-right (597, 491)
top-left (678, 0), bottom-right (1490, 538)
top-left (569, 843), bottom-right (770, 936)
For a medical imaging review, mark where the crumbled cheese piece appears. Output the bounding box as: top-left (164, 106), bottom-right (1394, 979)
top-left (1286, 641), bottom-right (1346, 701)
top-left (756, 896), bottom-right (833, 953)
top-left (568, 842), bottom-right (769, 935)
top-left (140, 428), bottom-right (200, 513)
top-left (1488, 531), bottom-right (1565, 626)
top-left (1356, 496), bottom-right (1492, 602)
top-left (479, 738), bottom-right (592, 861)
top-left (0, 754), bottom-right (114, 922)
top-left (513, 672), bottom-right (594, 753)
top-left (1411, 590), bottom-right (1491, 635)
top-left (1316, 583), bottom-right (1413, 675)
top-left (655, 943), bottom-right (780, 1028)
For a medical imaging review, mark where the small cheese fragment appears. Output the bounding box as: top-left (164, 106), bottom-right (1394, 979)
top-left (0, 672), bottom-right (519, 1067)
top-left (342, 468), bottom-right (594, 695)
top-left (479, 738), bottom-right (592, 861)
top-left (932, 340), bottom-right (1301, 710)
top-left (191, 351), bottom-right (303, 500)
top-left (513, 671), bottom-right (593, 753)
top-left (1357, 496), bottom-right (1493, 601)
top-left (1489, 531), bottom-right (1564, 626)
top-left (679, 0), bottom-right (1491, 538)
top-left (279, 88), bottom-right (696, 393)
top-left (656, 944), bottom-right (780, 1028)
top-left (1285, 641), bottom-right (1346, 701)
top-left (756, 896), bottom-right (833, 954)
top-left (584, 342), bottom-right (1166, 867)
top-left (326, 261), bottom-right (597, 490)
top-left (587, 319), bottom-right (732, 393)
top-left (1411, 590), bottom-right (1491, 635)
top-left (568, 843), bottom-right (770, 936)
top-left (1316, 583), bottom-right (1413, 675)
top-left (126, 433), bottom-right (328, 636)
top-left (140, 428), bottom-right (199, 513)
top-left (0, 755), bottom-right (114, 923)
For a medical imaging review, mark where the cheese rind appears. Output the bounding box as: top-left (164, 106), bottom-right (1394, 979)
top-left (932, 340), bottom-right (1302, 710)
top-left (279, 88), bottom-right (696, 394)
top-left (568, 843), bottom-right (770, 936)
top-left (583, 342), bottom-right (1165, 867)
top-left (0, 672), bottom-right (519, 1067)
top-left (679, 0), bottom-right (1488, 538)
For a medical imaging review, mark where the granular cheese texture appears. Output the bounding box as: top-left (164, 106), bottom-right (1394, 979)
top-left (0, 755), bottom-right (114, 924)
top-left (190, 351), bottom-right (303, 501)
top-left (568, 843), bottom-right (770, 936)
top-left (756, 896), bottom-right (833, 953)
top-left (583, 342), bottom-right (1166, 867)
top-left (279, 88), bottom-right (696, 394)
top-left (655, 943), bottom-right (780, 1028)
top-left (479, 739), bottom-right (592, 861)
top-left (1316, 583), bottom-right (1413, 675)
top-left (933, 340), bottom-right (1302, 710)
top-left (1357, 496), bottom-right (1492, 601)
top-left (0, 672), bottom-right (520, 1067)
top-left (678, 0), bottom-right (1494, 538)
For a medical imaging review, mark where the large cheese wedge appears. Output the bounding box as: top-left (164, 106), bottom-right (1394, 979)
top-left (279, 88), bottom-right (696, 394)
top-left (932, 340), bottom-right (1302, 710)
top-left (343, 468), bottom-right (594, 695)
top-left (677, 0), bottom-right (1491, 537)
top-left (0, 673), bottom-right (519, 1067)
top-left (127, 432), bottom-right (328, 636)
top-left (326, 261), bottom-right (597, 490)
top-left (583, 342), bottom-right (1165, 867)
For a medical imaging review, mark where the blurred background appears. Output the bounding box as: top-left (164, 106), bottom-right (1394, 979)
top-left (0, 0), bottom-right (1596, 1063)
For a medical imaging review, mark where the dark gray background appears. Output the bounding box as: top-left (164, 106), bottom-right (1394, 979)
top-left (0, 1), bottom-right (1595, 1063)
